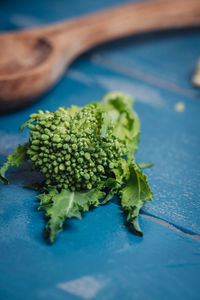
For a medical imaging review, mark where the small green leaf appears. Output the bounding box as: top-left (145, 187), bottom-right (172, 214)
top-left (119, 160), bottom-right (153, 236)
top-left (102, 91), bottom-right (134, 111)
top-left (137, 162), bottom-right (154, 169)
top-left (38, 188), bottom-right (105, 242)
top-left (112, 160), bottom-right (129, 184)
top-left (101, 92), bottom-right (140, 158)
top-left (100, 178), bottom-right (119, 205)
top-left (129, 215), bottom-right (143, 236)
top-left (0, 143), bottom-right (29, 184)
top-left (37, 188), bottom-right (58, 205)
top-left (19, 118), bottom-right (35, 133)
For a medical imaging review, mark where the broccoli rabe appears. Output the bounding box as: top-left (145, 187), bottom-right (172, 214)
top-left (0, 92), bottom-right (153, 242)
top-left (25, 103), bottom-right (125, 191)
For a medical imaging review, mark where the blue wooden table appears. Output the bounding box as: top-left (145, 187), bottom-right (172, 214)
top-left (0, 1), bottom-right (200, 299)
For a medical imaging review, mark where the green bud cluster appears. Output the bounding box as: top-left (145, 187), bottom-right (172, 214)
top-left (27, 104), bottom-right (124, 191)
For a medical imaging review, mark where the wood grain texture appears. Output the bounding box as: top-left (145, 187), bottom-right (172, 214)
top-left (0, 0), bottom-right (200, 111)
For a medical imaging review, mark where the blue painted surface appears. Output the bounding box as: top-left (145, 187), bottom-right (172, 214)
top-left (0, 0), bottom-right (135, 30)
top-left (91, 28), bottom-right (200, 94)
top-left (0, 187), bottom-right (200, 300)
top-left (0, 0), bottom-right (200, 300)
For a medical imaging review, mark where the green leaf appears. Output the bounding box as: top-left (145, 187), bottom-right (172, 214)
top-left (0, 143), bottom-right (29, 184)
top-left (137, 162), bottom-right (154, 169)
top-left (113, 158), bottom-right (130, 184)
top-left (119, 161), bottom-right (153, 236)
top-left (126, 132), bottom-right (140, 162)
top-left (100, 178), bottom-right (119, 205)
top-left (100, 158), bottom-right (130, 205)
top-left (38, 188), bottom-right (105, 242)
top-left (101, 91), bottom-right (140, 158)
top-left (102, 91), bottom-right (134, 111)
top-left (19, 119), bottom-right (34, 133)
top-left (37, 188), bottom-right (58, 205)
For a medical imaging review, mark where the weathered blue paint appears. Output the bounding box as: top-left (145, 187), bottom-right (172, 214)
top-left (0, 0), bottom-right (200, 299)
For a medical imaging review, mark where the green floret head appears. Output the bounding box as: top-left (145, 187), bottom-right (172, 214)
top-left (26, 103), bottom-right (125, 191)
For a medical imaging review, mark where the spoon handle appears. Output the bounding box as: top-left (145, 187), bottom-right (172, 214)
top-left (47, 0), bottom-right (200, 55)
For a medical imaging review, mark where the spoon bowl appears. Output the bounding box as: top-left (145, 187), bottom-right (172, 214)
top-left (0, 34), bottom-right (59, 110)
top-left (0, 35), bottom-right (52, 77)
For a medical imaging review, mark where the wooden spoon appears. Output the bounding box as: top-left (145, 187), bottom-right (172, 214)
top-left (0, 0), bottom-right (200, 111)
